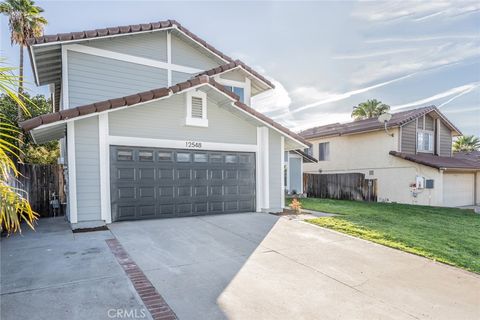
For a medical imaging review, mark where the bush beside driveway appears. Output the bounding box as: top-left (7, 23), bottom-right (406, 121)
top-left (295, 198), bottom-right (480, 273)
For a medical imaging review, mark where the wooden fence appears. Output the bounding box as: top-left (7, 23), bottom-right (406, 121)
top-left (303, 173), bottom-right (377, 201)
top-left (11, 164), bottom-right (66, 217)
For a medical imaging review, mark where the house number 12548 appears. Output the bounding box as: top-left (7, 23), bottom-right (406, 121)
top-left (185, 141), bottom-right (202, 148)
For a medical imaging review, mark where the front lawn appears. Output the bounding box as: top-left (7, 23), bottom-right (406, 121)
top-left (289, 198), bottom-right (480, 273)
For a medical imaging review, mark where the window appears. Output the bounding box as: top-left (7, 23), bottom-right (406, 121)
top-left (224, 86), bottom-right (245, 103)
top-left (304, 147), bottom-right (313, 156)
top-left (193, 153), bottom-right (208, 162)
top-left (210, 154), bottom-right (223, 163)
top-left (225, 155), bottom-right (237, 163)
top-left (117, 150), bottom-right (133, 161)
top-left (158, 152), bottom-right (172, 161)
top-left (318, 142), bottom-right (330, 161)
top-left (186, 90), bottom-right (208, 127)
top-left (139, 150), bottom-right (153, 161)
top-left (417, 131), bottom-right (434, 152)
top-left (176, 153), bottom-right (191, 162)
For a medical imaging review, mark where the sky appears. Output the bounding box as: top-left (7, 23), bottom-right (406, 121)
top-left (1, 0), bottom-right (479, 135)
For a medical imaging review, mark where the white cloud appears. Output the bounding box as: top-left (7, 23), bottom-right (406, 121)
top-left (349, 40), bottom-right (479, 86)
top-left (365, 35), bottom-right (479, 44)
top-left (289, 112), bottom-right (352, 132)
top-left (272, 71), bottom-right (417, 118)
top-left (251, 78), bottom-right (292, 114)
top-left (332, 48), bottom-right (416, 60)
top-left (352, 1), bottom-right (480, 22)
top-left (391, 82), bottom-right (480, 110)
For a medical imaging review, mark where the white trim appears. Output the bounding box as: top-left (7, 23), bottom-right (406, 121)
top-left (208, 65), bottom-right (273, 90)
top-left (417, 129), bottom-right (434, 153)
top-left (67, 121), bottom-right (77, 223)
top-left (108, 136), bottom-right (257, 152)
top-left (256, 127), bottom-right (269, 211)
top-left (61, 45), bottom-right (69, 109)
top-left (286, 153), bottom-right (290, 192)
top-left (185, 90), bottom-right (208, 127)
top-left (215, 77), bottom-right (251, 106)
top-left (30, 46), bottom-right (40, 85)
top-left (300, 155), bottom-right (304, 194)
top-left (98, 113), bottom-right (111, 223)
top-left (167, 31), bottom-right (172, 86)
top-left (64, 44), bottom-right (203, 74)
top-left (280, 136), bottom-right (285, 209)
top-left (245, 78), bottom-right (252, 106)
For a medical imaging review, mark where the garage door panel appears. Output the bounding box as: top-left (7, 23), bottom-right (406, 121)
top-left (111, 146), bottom-right (256, 221)
top-left (443, 173), bottom-right (474, 207)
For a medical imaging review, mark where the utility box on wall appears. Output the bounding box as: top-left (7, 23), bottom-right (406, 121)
top-left (425, 179), bottom-right (434, 189)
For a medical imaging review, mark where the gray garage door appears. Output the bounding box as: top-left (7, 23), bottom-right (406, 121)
top-left (110, 146), bottom-right (256, 221)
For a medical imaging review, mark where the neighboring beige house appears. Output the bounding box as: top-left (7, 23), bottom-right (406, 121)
top-left (300, 106), bottom-right (480, 207)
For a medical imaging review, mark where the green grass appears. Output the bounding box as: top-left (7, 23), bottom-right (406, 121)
top-left (288, 198), bottom-right (480, 273)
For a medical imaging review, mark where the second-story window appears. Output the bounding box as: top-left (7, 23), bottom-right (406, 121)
top-left (417, 130), bottom-right (434, 152)
top-left (318, 142), bottom-right (330, 161)
top-left (224, 86), bottom-right (245, 103)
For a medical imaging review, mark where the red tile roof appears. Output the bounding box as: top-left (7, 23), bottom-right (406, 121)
top-left (28, 20), bottom-right (234, 64)
top-left (299, 106), bottom-right (461, 139)
top-left (389, 151), bottom-right (480, 170)
top-left (20, 75), bottom-right (310, 147)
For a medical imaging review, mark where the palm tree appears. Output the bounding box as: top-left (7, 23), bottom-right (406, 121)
top-left (0, 60), bottom-right (38, 234)
top-left (453, 135), bottom-right (480, 152)
top-left (0, 0), bottom-right (47, 155)
top-left (351, 99), bottom-right (390, 120)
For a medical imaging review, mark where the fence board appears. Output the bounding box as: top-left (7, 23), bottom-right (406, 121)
top-left (11, 164), bottom-right (66, 217)
top-left (303, 173), bottom-right (377, 201)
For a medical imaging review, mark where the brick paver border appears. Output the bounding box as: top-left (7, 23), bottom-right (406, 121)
top-left (106, 238), bottom-right (178, 320)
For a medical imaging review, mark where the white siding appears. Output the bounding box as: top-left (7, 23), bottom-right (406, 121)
top-left (75, 116), bottom-right (101, 222)
top-left (85, 32), bottom-right (168, 62)
top-left (269, 130), bottom-right (282, 210)
top-left (172, 71), bottom-right (193, 85)
top-left (109, 93), bottom-right (257, 145)
top-left (171, 34), bottom-right (219, 70)
top-left (289, 156), bottom-right (302, 194)
top-left (220, 70), bottom-right (246, 82)
top-left (67, 51), bottom-right (168, 107)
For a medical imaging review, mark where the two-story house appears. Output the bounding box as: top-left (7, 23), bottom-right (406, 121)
top-left (300, 106), bottom-right (480, 207)
top-left (20, 20), bottom-right (310, 229)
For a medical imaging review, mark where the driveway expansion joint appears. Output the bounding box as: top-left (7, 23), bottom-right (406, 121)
top-left (106, 238), bottom-right (178, 320)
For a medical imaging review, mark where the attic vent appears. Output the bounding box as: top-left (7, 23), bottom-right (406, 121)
top-left (191, 97), bottom-right (203, 118)
top-left (185, 91), bottom-right (208, 127)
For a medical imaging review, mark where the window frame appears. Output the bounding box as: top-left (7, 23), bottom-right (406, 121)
top-left (416, 129), bottom-right (434, 153)
top-left (214, 77), bottom-right (251, 105)
top-left (185, 90), bottom-right (208, 127)
top-left (318, 142), bottom-right (330, 161)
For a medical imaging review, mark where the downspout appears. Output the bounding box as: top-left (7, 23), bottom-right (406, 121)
top-left (475, 172), bottom-right (478, 206)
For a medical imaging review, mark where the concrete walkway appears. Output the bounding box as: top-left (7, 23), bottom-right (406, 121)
top-left (110, 213), bottom-right (480, 320)
top-left (0, 218), bottom-right (151, 320)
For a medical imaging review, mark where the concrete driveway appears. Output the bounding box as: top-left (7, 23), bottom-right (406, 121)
top-left (0, 218), bottom-right (151, 320)
top-left (110, 213), bottom-right (480, 320)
